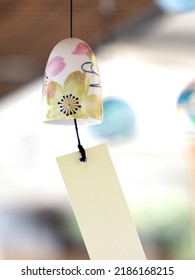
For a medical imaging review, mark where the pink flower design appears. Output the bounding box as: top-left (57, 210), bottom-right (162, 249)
top-left (46, 56), bottom-right (66, 77)
top-left (43, 56), bottom-right (66, 94)
top-left (72, 43), bottom-right (92, 59)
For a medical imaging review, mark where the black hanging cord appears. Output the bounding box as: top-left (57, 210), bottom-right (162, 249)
top-left (70, 0), bottom-right (86, 162)
top-left (74, 119), bottom-right (86, 162)
top-left (70, 0), bottom-right (73, 38)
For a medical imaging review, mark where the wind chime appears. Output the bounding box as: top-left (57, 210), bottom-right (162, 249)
top-left (42, 0), bottom-right (145, 260)
top-left (42, 0), bottom-right (102, 162)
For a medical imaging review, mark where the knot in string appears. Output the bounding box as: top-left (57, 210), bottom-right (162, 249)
top-left (78, 144), bottom-right (86, 162)
top-left (74, 119), bottom-right (87, 162)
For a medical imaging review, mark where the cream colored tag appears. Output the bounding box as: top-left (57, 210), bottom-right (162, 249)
top-left (56, 143), bottom-right (145, 260)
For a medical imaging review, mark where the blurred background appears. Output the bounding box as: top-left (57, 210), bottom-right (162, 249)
top-left (0, 0), bottom-right (195, 259)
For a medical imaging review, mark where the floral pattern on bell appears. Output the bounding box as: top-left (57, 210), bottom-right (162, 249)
top-left (58, 94), bottom-right (81, 116)
top-left (43, 56), bottom-right (66, 92)
top-left (45, 71), bottom-right (102, 120)
top-left (42, 38), bottom-right (102, 125)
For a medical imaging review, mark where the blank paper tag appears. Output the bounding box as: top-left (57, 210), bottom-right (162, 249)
top-left (56, 143), bottom-right (145, 260)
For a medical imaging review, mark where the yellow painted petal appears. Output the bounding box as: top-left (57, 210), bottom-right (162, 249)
top-left (73, 110), bottom-right (88, 119)
top-left (46, 108), bottom-right (64, 120)
top-left (86, 95), bottom-right (102, 119)
top-left (45, 81), bottom-right (63, 106)
top-left (63, 71), bottom-right (90, 100)
top-left (46, 107), bottom-right (88, 120)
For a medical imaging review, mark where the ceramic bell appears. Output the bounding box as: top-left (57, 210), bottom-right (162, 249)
top-left (42, 38), bottom-right (102, 125)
